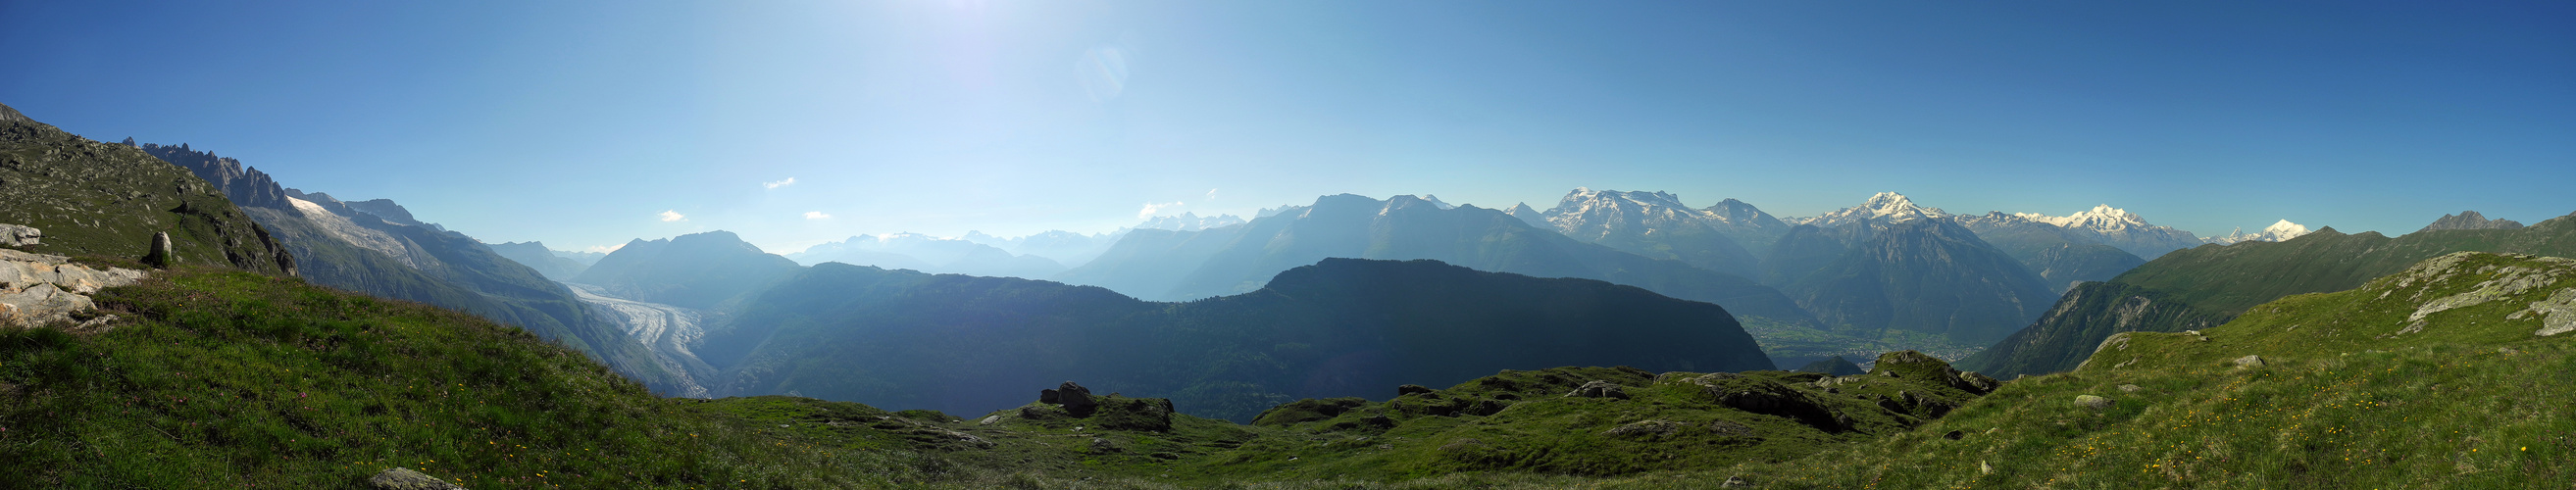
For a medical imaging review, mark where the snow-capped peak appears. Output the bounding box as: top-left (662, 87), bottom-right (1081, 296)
top-left (1137, 212), bottom-right (1246, 231)
top-left (2204, 220), bottom-right (2314, 245)
top-left (2012, 204), bottom-right (2154, 232)
top-left (1420, 194), bottom-right (1458, 210)
top-left (1792, 192), bottom-right (1947, 227)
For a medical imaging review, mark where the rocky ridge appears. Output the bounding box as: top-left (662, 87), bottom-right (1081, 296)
top-left (2417, 210), bottom-right (2525, 232)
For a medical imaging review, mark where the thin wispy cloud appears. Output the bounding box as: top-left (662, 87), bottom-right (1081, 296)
top-left (582, 244), bottom-right (624, 254)
top-left (1137, 201), bottom-right (1183, 219)
top-left (659, 210), bottom-right (686, 221)
top-left (1205, 188), bottom-right (1219, 200)
top-left (764, 177), bottom-right (797, 189)
top-left (804, 211), bottom-right (832, 220)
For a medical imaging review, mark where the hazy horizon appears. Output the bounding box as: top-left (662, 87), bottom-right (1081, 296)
top-left (6, 1), bottom-right (2569, 253)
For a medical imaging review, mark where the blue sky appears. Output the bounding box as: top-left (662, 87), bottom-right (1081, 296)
top-left (5, 1), bottom-right (2569, 253)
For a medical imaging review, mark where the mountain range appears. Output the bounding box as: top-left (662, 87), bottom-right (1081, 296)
top-left (1053, 193), bottom-right (1819, 330)
top-left (128, 138), bottom-right (687, 394)
top-left (786, 232), bottom-right (1066, 278)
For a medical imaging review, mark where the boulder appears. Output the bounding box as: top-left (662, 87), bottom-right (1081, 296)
top-left (1395, 384), bottom-right (1435, 397)
top-left (0, 223), bottom-right (37, 247)
top-left (1563, 380), bottom-right (1630, 399)
top-left (1041, 381), bottom-right (1099, 416)
top-left (368, 467), bottom-right (464, 490)
top-left (143, 231), bottom-right (174, 269)
top-left (2074, 395), bottom-right (2114, 410)
top-left (2233, 355), bottom-right (2266, 368)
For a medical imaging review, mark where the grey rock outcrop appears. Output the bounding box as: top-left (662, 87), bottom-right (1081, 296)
top-left (0, 223), bottom-right (38, 247)
top-left (368, 467), bottom-right (464, 489)
top-left (3, 248), bottom-right (146, 327)
top-left (2233, 355), bottom-right (2266, 368)
top-left (0, 102), bottom-right (29, 123)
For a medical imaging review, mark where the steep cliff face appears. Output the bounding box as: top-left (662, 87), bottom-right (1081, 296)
top-left (0, 102), bottom-right (294, 275)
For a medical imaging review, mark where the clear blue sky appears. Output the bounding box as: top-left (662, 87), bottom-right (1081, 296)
top-left (5, 1), bottom-right (2569, 253)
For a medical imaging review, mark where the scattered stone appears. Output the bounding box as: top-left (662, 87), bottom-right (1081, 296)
top-left (1089, 436), bottom-right (1122, 453)
top-left (2499, 347), bottom-right (2520, 355)
top-left (2233, 355), bottom-right (2266, 368)
top-left (1563, 380), bottom-right (1630, 399)
top-left (979, 415), bottom-right (1001, 425)
top-left (1980, 460), bottom-right (1994, 474)
top-left (143, 231), bottom-right (174, 269)
top-left (2074, 395), bottom-right (2114, 410)
top-left (368, 467), bottom-right (464, 490)
top-left (2117, 384), bottom-right (2143, 393)
top-left (1722, 475), bottom-right (1752, 488)
top-left (0, 224), bottom-right (38, 247)
top-left (1395, 384), bottom-right (1434, 397)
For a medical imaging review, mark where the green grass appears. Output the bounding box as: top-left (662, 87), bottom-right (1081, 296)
top-left (0, 268), bottom-right (932, 488)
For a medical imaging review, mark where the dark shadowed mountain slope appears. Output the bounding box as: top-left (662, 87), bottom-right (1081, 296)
top-left (0, 103), bottom-right (294, 273)
top-left (572, 230), bottom-right (804, 310)
top-left (1957, 213), bottom-right (2576, 378)
top-left (703, 258), bottom-right (1775, 422)
top-left (1057, 194), bottom-right (1817, 328)
top-left (1777, 219), bottom-right (2059, 347)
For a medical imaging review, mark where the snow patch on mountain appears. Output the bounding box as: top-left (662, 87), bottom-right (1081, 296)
top-left (2205, 220), bottom-right (2314, 245)
top-left (1137, 212), bottom-right (1245, 231)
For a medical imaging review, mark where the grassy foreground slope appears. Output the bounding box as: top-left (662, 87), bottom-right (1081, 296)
top-left (0, 268), bottom-right (931, 488)
top-left (1656, 251), bottom-right (2575, 489)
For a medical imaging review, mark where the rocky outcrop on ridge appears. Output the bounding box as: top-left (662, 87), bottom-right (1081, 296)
top-left (2, 244), bottom-right (145, 328)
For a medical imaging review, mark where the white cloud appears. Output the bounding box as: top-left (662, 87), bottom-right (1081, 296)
top-left (582, 244), bottom-right (625, 254)
top-left (1137, 201), bottom-right (1184, 219)
top-left (764, 177), bottom-right (797, 189)
top-left (804, 211), bottom-right (832, 220)
top-left (658, 210), bottom-right (686, 221)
